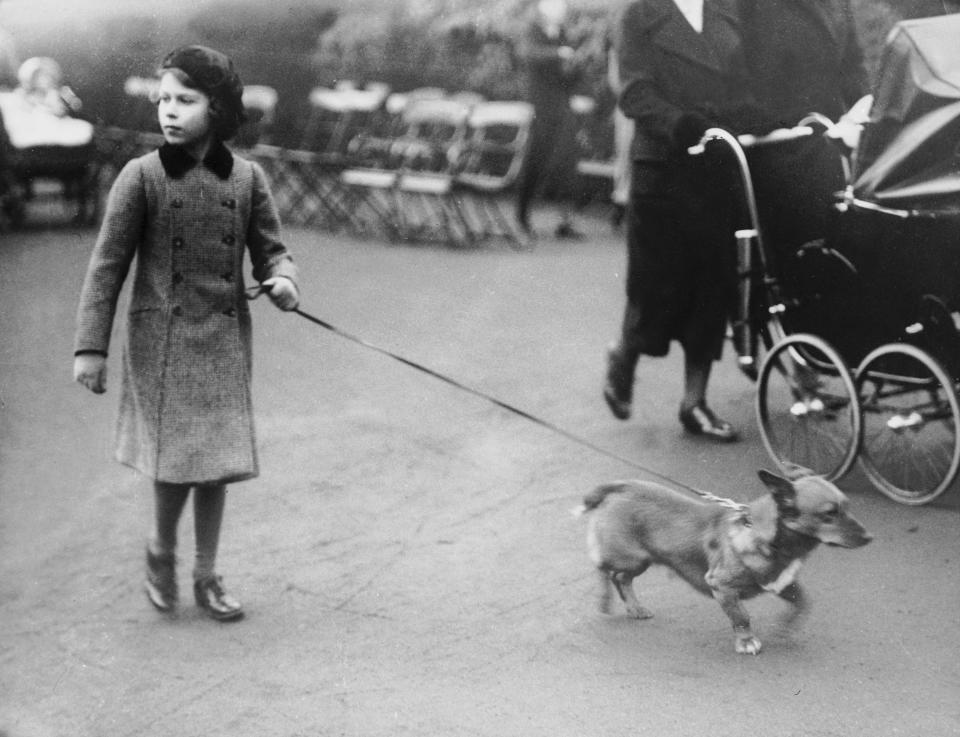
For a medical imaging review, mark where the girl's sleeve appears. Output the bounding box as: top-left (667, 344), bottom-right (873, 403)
top-left (73, 159), bottom-right (146, 355)
top-left (247, 161), bottom-right (299, 287)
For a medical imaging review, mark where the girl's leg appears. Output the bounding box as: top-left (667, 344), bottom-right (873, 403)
top-left (145, 481), bottom-right (191, 612)
top-left (192, 484), bottom-right (243, 620)
top-left (679, 352), bottom-right (738, 442)
top-left (151, 481), bottom-right (191, 555)
top-left (193, 483), bottom-right (226, 582)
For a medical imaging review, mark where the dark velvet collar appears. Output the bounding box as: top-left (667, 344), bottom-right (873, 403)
top-left (159, 140), bottom-right (234, 180)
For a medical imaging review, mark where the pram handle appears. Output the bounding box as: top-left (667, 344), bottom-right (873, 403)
top-left (686, 125), bottom-right (814, 156)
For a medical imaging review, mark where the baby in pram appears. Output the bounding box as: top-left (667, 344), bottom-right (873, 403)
top-left (0, 57), bottom-right (95, 225)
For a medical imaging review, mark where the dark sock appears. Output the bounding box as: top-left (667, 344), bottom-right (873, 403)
top-left (151, 481), bottom-right (191, 556)
top-left (193, 484), bottom-right (226, 581)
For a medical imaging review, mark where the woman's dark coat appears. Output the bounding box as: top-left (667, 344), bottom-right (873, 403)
top-left (616, 0), bottom-right (761, 359)
top-left (74, 144), bottom-right (298, 484)
top-left (736, 0), bottom-right (869, 266)
top-left (737, 0), bottom-right (868, 124)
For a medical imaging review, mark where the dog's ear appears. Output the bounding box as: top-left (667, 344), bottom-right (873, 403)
top-left (758, 469), bottom-right (800, 518)
top-left (779, 462), bottom-right (817, 481)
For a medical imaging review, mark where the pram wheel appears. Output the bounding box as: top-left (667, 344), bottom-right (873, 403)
top-left (855, 343), bottom-right (960, 505)
top-left (757, 334), bottom-right (860, 481)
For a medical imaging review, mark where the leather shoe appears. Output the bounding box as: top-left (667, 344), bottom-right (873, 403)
top-left (603, 345), bottom-right (633, 420)
top-left (679, 402), bottom-right (739, 442)
top-left (194, 575), bottom-right (244, 621)
top-left (145, 546), bottom-right (178, 612)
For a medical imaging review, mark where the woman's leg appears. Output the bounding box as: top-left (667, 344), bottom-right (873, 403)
top-left (681, 352), bottom-right (711, 412)
top-left (679, 352), bottom-right (738, 441)
top-left (604, 300), bottom-right (643, 420)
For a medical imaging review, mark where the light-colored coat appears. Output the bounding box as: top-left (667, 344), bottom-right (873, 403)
top-left (74, 148), bottom-right (298, 484)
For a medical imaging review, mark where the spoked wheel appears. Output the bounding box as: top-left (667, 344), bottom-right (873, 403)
top-left (757, 334), bottom-right (861, 480)
top-left (855, 343), bottom-right (960, 505)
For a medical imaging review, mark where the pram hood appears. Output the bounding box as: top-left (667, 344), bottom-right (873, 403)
top-left (853, 13), bottom-right (960, 212)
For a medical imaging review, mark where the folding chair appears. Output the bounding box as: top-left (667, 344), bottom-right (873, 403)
top-left (392, 97), bottom-right (477, 245)
top-left (570, 94), bottom-right (617, 208)
top-left (454, 101), bottom-right (534, 247)
top-left (300, 85), bottom-right (390, 161)
top-left (339, 96), bottom-right (474, 244)
top-left (250, 145), bottom-right (359, 231)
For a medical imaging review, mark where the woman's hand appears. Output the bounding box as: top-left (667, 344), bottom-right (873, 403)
top-left (74, 353), bottom-right (107, 394)
top-left (262, 276), bottom-right (299, 311)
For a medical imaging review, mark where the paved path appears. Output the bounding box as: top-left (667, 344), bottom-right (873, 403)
top-left (1, 214), bottom-right (958, 737)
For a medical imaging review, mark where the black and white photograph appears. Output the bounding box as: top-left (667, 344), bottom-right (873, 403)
top-left (1, 0), bottom-right (958, 734)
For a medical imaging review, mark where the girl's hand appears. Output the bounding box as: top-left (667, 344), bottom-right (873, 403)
top-left (74, 354), bottom-right (107, 394)
top-left (262, 276), bottom-right (299, 311)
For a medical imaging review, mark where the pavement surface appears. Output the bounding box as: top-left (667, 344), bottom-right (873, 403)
top-left (1, 204), bottom-right (958, 737)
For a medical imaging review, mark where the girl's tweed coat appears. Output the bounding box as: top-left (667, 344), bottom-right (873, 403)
top-left (74, 144), bottom-right (298, 484)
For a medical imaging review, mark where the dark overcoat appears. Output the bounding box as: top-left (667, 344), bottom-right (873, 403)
top-left (617, 0), bottom-right (760, 360)
top-left (517, 19), bottom-right (582, 202)
top-left (735, 0), bottom-right (870, 265)
top-left (74, 144), bottom-right (298, 484)
top-left (737, 0), bottom-right (868, 124)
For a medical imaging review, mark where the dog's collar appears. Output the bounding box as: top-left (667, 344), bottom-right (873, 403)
top-left (777, 516), bottom-right (818, 539)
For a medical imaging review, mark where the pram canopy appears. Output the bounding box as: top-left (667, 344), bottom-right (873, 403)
top-left (853, 13), bottom-right (960, 211)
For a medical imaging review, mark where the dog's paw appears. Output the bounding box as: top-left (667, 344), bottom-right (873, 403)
top-left (625, 605), bottom-right (654, 620)
top-left (735, 635), bottom-right (762, 655)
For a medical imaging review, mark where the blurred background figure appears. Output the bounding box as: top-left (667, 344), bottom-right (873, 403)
top-left (0, 18), bottom-right (15, 89)
top-left (515, 0), bottom-right (586, 240)
top-left (604, 3), bottom-right (633, 230)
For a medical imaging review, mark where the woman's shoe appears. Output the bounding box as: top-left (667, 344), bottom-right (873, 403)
top-left (194, 575), bottom-right (244, 621)
top-left (145, 547), bottom-right (178, 612)
top-left (679, 402), bottom-right (739, 442)
top-left (603, 345), bottom-right (633, 420)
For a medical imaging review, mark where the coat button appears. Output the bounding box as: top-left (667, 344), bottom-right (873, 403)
top-left (222, 198), bottom-right (236, 209)
top-left (222, 234), bottom-right (236, 246)
top-left (172, 237), bottom-right (184, 249)
top-left (172, 306), bottom-right (183, 316)
top-left (171, 198), bottom-right (183, 208)
top-left (223, 307), bottom-right (237, 317)
top-left (172, 272), bottom-right (184, 284)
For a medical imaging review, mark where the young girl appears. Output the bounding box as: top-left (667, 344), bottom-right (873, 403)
top-left (73, 45), bottom-right (300, 621)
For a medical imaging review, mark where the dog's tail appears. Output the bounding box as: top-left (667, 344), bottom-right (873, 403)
top-left (572, 482), bottom-right (632, 517)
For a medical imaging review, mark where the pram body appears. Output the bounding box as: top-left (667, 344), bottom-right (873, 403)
top-left (0, 85), bottom-right (97, 227)
top-left (713, 14), bottom-right (960, 505)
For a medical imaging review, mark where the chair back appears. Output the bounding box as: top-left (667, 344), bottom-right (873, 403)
top-left (301, 84), bottom-right (391, 155)
top-left (457, 101), bottom-right (535, 191)
top-left (390, 97), bottom-right (473, 172)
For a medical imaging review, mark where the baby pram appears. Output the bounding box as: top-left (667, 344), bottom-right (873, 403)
top-left (0, 57), bottom-right (97, 227)
top-left (703, 14), bottom-right (960, 505)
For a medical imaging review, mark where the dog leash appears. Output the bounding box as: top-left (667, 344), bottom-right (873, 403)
top-left (247, 286), bottom-right (750, 513)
